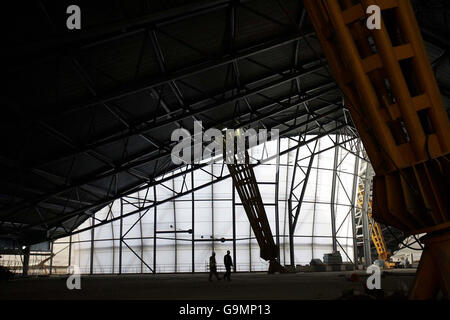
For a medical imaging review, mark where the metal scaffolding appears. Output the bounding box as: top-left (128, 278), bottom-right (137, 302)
top-left (29, 130), bottom-right (377, 274)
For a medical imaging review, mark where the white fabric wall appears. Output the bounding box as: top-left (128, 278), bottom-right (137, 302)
top-left (60, 135), bottom-right (360, 273)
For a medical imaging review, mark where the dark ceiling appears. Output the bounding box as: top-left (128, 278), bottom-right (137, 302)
top-left (0, 0), bottom-right (448, 246)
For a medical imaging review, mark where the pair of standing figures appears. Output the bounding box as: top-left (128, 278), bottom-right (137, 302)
top-left (209, 250), bottom-right (233, 281)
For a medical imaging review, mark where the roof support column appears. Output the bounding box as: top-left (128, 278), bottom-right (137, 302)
top-left (350, 140), bottom-right (361, 269)
top-left (361, 165), bottom-right (373, 267)
top-left (22, 246), bottom-right (30, 277)
top-left (330, 135), bottom-right (340, 252)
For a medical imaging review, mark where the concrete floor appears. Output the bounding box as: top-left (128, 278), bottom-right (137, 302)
top-left (0, 269), bottom-right (416, 300)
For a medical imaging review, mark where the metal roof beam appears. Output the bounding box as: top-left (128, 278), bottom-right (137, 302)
top-left (30, 62), bottom-right (326, 169)
top-left (3, 81), bottom-right (338, 221)
top-left (16, 122), bottom-right (350, 236)
top-left (12, 32), bottom-right (314, 123)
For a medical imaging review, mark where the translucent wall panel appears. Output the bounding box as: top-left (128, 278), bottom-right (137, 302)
top-left (58, 135), bottom-right (362, 274)
top-left (235, 205), bottom-right (251, 271)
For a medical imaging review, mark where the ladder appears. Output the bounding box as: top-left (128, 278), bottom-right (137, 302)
top-left (224, 131), bottom-right (285, 273)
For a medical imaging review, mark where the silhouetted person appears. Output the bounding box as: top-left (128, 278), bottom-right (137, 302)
top-left (208, 252), bottom-right (221, 281)
top-left (224, 250), bottom-right (233, 281)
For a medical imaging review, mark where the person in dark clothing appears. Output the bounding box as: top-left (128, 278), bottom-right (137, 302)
top-left (209, 252), bottom-right (221, 281)
top-left (223, 250), bottom-right (233, 281)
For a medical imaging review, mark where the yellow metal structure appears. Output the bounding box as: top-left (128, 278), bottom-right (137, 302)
top-left (304, 0), bottom-right (450, 299)
top-left (357, 182), bottom-right (394, 268)
top-left (370, 219), bottom-right (390, 262)
top-left (36, 254), bottom-right (54, 275)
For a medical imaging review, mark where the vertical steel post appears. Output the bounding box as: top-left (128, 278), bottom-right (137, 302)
top-left (111, 211), bottom-right (115, 274)
top-left (153, 186), bottom-right (157, 274)
top-left (191, 169), bottom-right (195, 273)
top-left (211, 163), bottom-right (215, 253)
top-left (139, 191), bottom-right (144, 274)
top-left (119, 198), bottom-right (123, 275)
top-left (361, 165), bottom-right (373, 267)
top-left (330, 135), bottom-right (340, 252)
top-left (288, 200), bottom-right (295, 268)
top-left (350, 140), bottom-right (361, 269)
top-left (282, 138), bottom-right (291, 265)
top-left (311, 139), bottom-right (321, 259)
top-left (172, 179), bottom-right (177, 272)
top-left (90, 216), bottom-right (95, 274)
top-left (49, 240), bottom-right (54, 275)
top-left (288, 140), bottom-right (301, 268)
top-left (274, 136), bottom-right (281, 262)
top-left (68, 234), bottom-right (72, 269)
top-left (249, 224), bottom-right (252, 272)
top-left (232, 179), bottom-right (237, 272)
top-left (22, 246), bottom-right (30, 277)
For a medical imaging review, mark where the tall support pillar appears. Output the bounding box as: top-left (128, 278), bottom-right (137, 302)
top-left (287, 139), bottom-right (301, 268)
top-left (211, 163), bottom-right (215, 253)
top-left (311, 149), bottom-right (320, 259)
top-left (90, 216), bottom-right (95, 275)
top-left (232, 179), bottom-right (237, 273)
top-left (153, 186), bottom-right (157, 274)
top-left (350, 141), bottom-right (361, 269)
top-left (172, 179), bottom-right (178, 273)
top-left (22, 246), bottom-right (30, 276)
top-left (361, 165), bottom-right (373, 267)
top-left (119, 198), bottom-right (123, 275)
top-left (287, 201), bottom-right (295, 268)
top-left (68, 234), bottom-right (72, 269)
top-left (49, 240), bottom-right (54, 275)
top-left (330, 135), bottom-right (340, 252)
top-left (282, 138), bottom-right (292, 265)
top-left (274, 137), bottom-right (281, 262)
top-left (191, 169), bottom-right (195, 273)
top-left (111, 206), bottom-right (115, 273)
top-left (138, 192), bottom-right (144, 274)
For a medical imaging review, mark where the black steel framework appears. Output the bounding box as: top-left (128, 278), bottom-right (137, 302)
top-left (1, 0), bottom-right (444, 272)
top-left (1, 0), bottom-right (348, 245)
